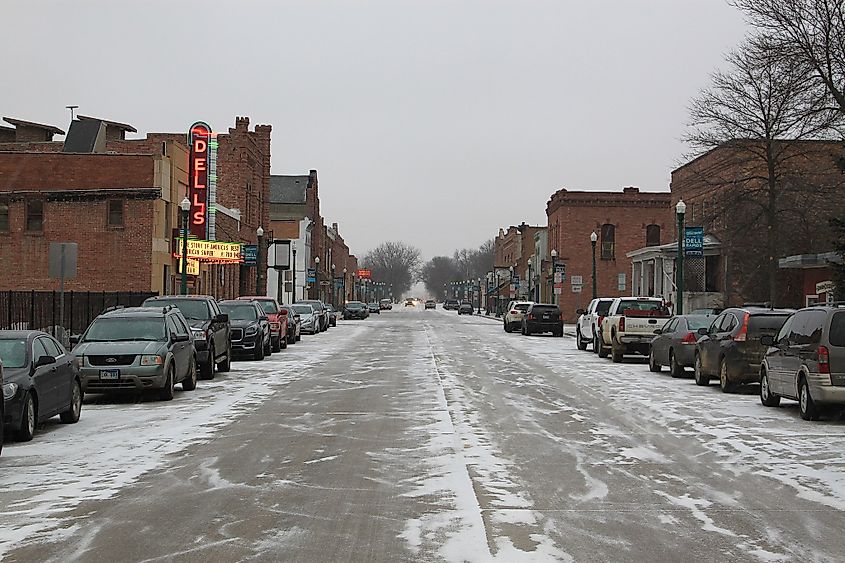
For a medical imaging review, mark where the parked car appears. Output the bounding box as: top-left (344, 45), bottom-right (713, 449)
top-left (368, 302), bottom-right (381, 314)
top-left (326, 305), bottom-right (338, 327)
top-left (280, 305), bottom-right (302, 343)
top-left (291, 303), bottom-right (319, 334)
top-left (575, 298), bottom-right (614, 351)
top-left (380, 299), bottom-right (393, 310)
top-left (343, 301), bottom-right (369, 320)
top-left (760, 305), bottom-right (845, 420)
top-left (425, 300), bottom-right (436, 309)
top-left (694, 306), bottom-right (793, 392)
top-left (599, 297), bottom-right (671, 362)
top-left (299, 300), bottom-right (329, 331)
top-left (143, 295), bottom-right (231, 379)
top-left (520, 303), bottom-right (563, 336)
top-left (443, 299), bottom-right (459, 311)
top-left (237, 297), bottom-right (288, 352)
top-left (73, 306), bottom-right (197, 401)
top-left (219, 300), bottom-right (271, 360)
top-left (689, 308), bottom-right (724, 316)
top-left (458, 302), bottom-right (474, 315)
top-left (503, 301), bottom-right (534, 333)
top-left (649, 315), bottom-right (713, 377)
top-left (1, 330), bottom-right (82, 441)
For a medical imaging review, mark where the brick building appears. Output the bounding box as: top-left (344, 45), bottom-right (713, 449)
top-left (670, 140), bottom-right (845, 307)
top-left (493, 223), bottom-right (546, 312)
top-left (546, 187), bottom-right (672, 320)
top-left (0, 115), bottom-right (272, 299)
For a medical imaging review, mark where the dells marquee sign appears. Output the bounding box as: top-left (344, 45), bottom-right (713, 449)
top-left (188, 122), bottom-right (212, 239)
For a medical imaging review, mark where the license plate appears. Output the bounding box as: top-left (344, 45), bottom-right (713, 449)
top-left (542, 314), bottom-right (550, 320)
top-left (99, 369), bottom-right (120, 380)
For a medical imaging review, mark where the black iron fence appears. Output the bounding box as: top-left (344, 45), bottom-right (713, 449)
top-left (0, 291), bottom-right (158, 343)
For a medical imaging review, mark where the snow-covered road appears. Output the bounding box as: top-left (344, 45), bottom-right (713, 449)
top-left (2, 305), bottom-right (844, 562)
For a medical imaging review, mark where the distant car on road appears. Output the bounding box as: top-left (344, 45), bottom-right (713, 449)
top-left (425, 300), bottom-right (436, 309)
top-left (405, 299), bottom-right (416, 307)
top-left (237, 297), bottom-right (288, 352)
top-left (73, 306), bottom-right (197, 401)
top-left (443, 299), bottom-right (459, 311)
top-left (299, 300), bottom-right (329, 332)
top-left (219, 300), bottom-right (271, 361)
top-left (1, 330), bottom-right (82, 442)
top-left (291, 304), bottom-right (319, 334)
top-left (458, 302), bottom-right (474, 315)
top-left (649, 315), bottom-right (713, 377)
top-left (380, 299), bottom-right (393, 310)
top-left (325, 305), bottom-right (338, 327)
top-left (368, 302), bottom-right (381, 314)
top-left (343, 301), bottom-right (369, 320)
top-left (521, 303), bottom-right (563, 336)
top-left (504, 301), bottom-right (534, 333)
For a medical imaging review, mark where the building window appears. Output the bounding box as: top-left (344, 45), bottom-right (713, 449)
top-left (601, 223), bottom-right (615, 260)
top-left (26, 200), bottom-right (43, 232)
top-left (108, 199), bottom-right (124, 227)
top-left (646, 224), bottom-right (661, 246)
top-left (0, 201), bottom-right (8, 232)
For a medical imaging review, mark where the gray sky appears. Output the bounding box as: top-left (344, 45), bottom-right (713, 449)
top-left (4, 0), bottom-right (747, 260)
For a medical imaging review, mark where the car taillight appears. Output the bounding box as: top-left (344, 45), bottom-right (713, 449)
top-left (510, 310), bottom-right (518, 315)
top-left (819, 345), bottom-right (830, 374)
top-left (681, 331), bottom-right (697, 344)
top-left (559, 312), bottom-right (564, 321)
top-left (597, 316), bottom-right (604, 328)
top-left (527, 314), bottom-right (535, 321)
top-left (270, 322), bottom-right (281, 330)
top-left (733, 313), bottom-right (750, 342)
top-left (618, 317), bottom-right (625, 332)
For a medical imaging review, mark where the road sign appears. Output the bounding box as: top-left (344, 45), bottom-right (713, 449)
top-left (571, 275), bottom-right (583, 285)
top-left (49, 243), bottom-right (78, 279)
top-left (554, 263), bottom-right (566, 275)
top-left (572, 284), bottom-right (582, 293)
top-left (685, 227), bottom-right (704, 257)
top-left (242, 244), bottom-right (258, 266)
top-left (554, 273), bottom-right (562, 283)
top-left (554, 287), bottom-right (562, 295)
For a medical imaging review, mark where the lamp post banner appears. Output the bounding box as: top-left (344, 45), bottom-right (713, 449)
top-left (684, 227), bottom-right (704, 257)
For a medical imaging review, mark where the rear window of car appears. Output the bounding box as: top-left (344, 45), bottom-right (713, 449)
top-left (618, 300), bottom-right (668, 317)
top-left (596, 301), bottom-right (612, 316)
top-left (531, 306), bottom-right (560, 314)
top-left (748, 314), bottom-right (790, 335)
top-left (515, 304), bottom-right (531, 312)
top-left (686, 317), bottom-right (712, 330)
top-left (829, 312), bottom-right (845, 347)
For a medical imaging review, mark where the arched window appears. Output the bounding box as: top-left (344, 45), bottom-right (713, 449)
top-left (646, 224), bottom-right (661, 246)
top-left (601, 224), bottom-right (615, 260)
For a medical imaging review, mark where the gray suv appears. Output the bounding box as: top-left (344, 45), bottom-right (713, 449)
top-left (760, 305), bottom-right (845, 420)
top-left (73, 306), bottom-right (197, 401)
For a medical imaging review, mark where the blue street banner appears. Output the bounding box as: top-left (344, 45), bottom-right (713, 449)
top-left (241, 245), bottom-right (258, 266)
top-left (685, 227), bottom-right (704, 257)
top-left (307, 268), bottom-right (316, 283)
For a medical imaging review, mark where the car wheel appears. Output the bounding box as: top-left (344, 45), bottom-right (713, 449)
top-left (182, 358), bottom-right (197, 391)
top-left (217, 344), bottom-right (232, 373)
top-left (60, 379), bottom-right (83, 423)
top-left (760, 368), bottom-right (780, 407)
top-left (669, 350), bottom-right (684, 378)
top-left (264, 336), bottom-right (272, 356)
top-left (254, 340), bottom-right (265, 361)
top-left (719, 359), bottom-right (736, 393)
top-left (648, 348), bottom-right (662, 372)
top-left (611, 337), bottom-right (623, 363)
top-left (280, 333), bottom-right (288, 349)
top-left (694, 354), bottom-right (709, 386)
top-left (200, 344), bottom-right (215, 380)
top-left (504, 321), bottom-right (511, 333)
top-left (272, 336), bottom-right (282, 353)
top-left (288, 331), bottom-right (296, 345)
top-left (799, 377), bottom-right (821, 421)
top-left (576, 329), bottom-right (588, 350)
top-left (593, 333), bottom-right (601, 354)
top-left (597, 336), bottom-right (609, 358)
top-left (159, 364), bottom-right (175, 401)
top-left (524, 324), bottom-right (532, 336)
top-left (16, 392), bottom-right (36, 442)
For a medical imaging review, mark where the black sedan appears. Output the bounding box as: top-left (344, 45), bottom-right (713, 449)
top-left (343, 301), bottom-right (369, 320)
top-left (1, 330), bottom-right (82, 442)
top-left (458, 302), bottom-right (474, 315)
top-left (218, 301), bottom-right (271, 361)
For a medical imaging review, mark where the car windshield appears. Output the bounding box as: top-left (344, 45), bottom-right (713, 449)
top-left (147, 299), bottom-right (210, 320)
top-left (220, 304), bottom-right (258, 321)
top-left (255, 300), bottom-right (278, 313)
top-left (292, 305), bottom-right (314, 315)
top-left (0, 338), bottom-right (28, 368)
top-left (84, 318), bottom-right (166, 342)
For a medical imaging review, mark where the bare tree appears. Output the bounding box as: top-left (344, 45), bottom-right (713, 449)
top-left (362, 241), bottom-right (421, 298)
top-left (684, 39), bottom-right (843, 303)
top-left (732, 0), bottom-right (845, 116)
top-left (420, 256), bottom-right (461, 300)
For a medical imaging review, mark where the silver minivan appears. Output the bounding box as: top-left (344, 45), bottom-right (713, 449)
top-left (760, 306), bottom-right (845, 420)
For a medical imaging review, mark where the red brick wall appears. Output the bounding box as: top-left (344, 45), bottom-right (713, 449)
top-left (546, 187), bottom-right (671, 320)
top-left (0, 152), bottom-right (155, 190)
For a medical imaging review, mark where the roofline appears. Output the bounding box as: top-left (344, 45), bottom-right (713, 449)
top-left (77, 115), bottom-right (137, 133)
top-left (2, 116), bottom-right (65, 135)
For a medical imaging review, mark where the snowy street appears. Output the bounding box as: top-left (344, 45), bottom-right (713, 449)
top-left (2, 304), bottom-right (845, 561)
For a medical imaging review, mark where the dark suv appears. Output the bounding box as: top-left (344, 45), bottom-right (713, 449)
top-left (760, 305), bottom-right (845, 420)
top-left (522, 303), bottom-right (563, 337)
top-left (218, 300), bottom-right (271, 360)
top-left (143, 295), bottom-right (231, 379)
top-left (443, 299), bottom-right (459, 311)
top-left (694, 306), bottom-right (793, 392)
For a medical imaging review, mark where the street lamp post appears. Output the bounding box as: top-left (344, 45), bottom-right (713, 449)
top-left (676, 199), bottom-right (687, 315)
top-left (314, 256), bottom-right (320, 301)
top-left (343, 267), bottom-right (348, 305)
top-left (551, 249), bottom-right (558, 305)
top-left (477, 277), bottom-right (482, 315)
top-left (179, 197), bottom-right (191, 295)
top-left (256, 226), bottom-right (265, 296)
top-left (331, 264), bottom-right (336, 306)
top-left (291, 242), bottom-right (297, 303)
top-left (590, 231), bottom-right (598, 300)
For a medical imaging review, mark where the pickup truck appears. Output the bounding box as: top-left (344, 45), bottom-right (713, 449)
top-left (598, 297), bottom-right (671, 363)
top-left (575, 298), bottom-right (615, 351)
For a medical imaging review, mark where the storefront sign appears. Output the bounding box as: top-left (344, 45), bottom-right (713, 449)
top-left (357, 269), bottom-right (372, 279)
top-left (685, 227), bottom-right (704, 257)
top-left (816, 280), bottom-right (835, 295)
top-left (177, 259), bottom-right (200, 276)
top-left (188, 122), bottom-right (212, 239)
top-left (174, 238), bottom-right (243, 263)
top-left (242, 245), bottom-right (258, 266)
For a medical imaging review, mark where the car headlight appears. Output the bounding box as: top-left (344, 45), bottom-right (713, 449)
top-left (3, 382), bottom-right (19, 400)
top-left (192, 329), bottom-right (206, 340)
top-left (245, 326), bottom-right (258, 336)
top-left (74, 355), bottom-right (84, 369)
top-left (140, 355), bottom-right (164, 366)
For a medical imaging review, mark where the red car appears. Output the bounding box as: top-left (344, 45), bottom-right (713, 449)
top-left (237, 297), bottom-right (288, 352)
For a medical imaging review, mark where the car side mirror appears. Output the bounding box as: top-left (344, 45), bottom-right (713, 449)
top-left (760, 335), bottom-right (774, 347)
top-left (576, 309), bottom-right (585, 315)
top-left (69, 335), bottom-right (80, 346)
top-left (260, 316), bottom-right (269, 322)
top-left (216, 313), bottom-right (229, 323)
top-left (697, 328), bottom-right (709, 336)
top-left (653, 328), bottom-right (662, 335)
top-left (33, 355), bottom-right (56, 370)
top-left (279, 309), bottom-right (289, 316)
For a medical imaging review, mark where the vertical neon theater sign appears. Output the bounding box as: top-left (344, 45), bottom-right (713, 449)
top-left (188, 122), bottom-right (212, 239)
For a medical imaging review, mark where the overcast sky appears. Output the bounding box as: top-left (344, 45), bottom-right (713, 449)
top-left (4, 0), bottom-right (748, 260)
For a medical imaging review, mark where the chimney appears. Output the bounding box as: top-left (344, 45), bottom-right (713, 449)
top-left (332, 222), bottom-right (338, 233)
